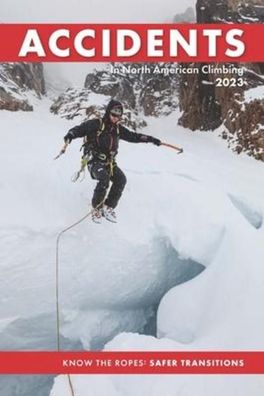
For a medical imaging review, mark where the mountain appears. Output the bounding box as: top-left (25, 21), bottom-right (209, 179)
top-left (50, 63), bottom-right (179, 130)
top-left (173, 7), bottom-right (196, 22)
top-left (178, 0), bottom-right (264, 161)
top-left (196, 0), bottom-right (264, 23)
top-left (0, 62), bottom-right (45, 111)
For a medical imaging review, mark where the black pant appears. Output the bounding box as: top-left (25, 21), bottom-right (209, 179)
top-left (89, 161), bottom-right (127, 209)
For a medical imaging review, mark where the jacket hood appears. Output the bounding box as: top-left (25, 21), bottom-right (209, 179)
top-left (104, 99), bottom-right (123, 120)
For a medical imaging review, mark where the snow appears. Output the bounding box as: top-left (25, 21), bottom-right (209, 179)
top-left (228, 193), bottom-right (263, 229)
top-left (239, 15), bottom-right (259, 22)
top-left (244, 85), bottom-right (264, 103)
top-left (0, 64), bottom-right (43, 108)
top-left (1, 100), bottom-right (264, 395)
top-left (158, 225), bottom-right (264, 347)
top-left (0, 103), bottom-right (206, 352)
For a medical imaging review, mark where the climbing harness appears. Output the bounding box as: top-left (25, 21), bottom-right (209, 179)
top-left (71, 119), bottom-right (119, 182)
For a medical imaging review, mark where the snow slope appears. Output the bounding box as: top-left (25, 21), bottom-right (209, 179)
top-left (1, 101), bottom-right (264, 395)
top-left (0, 103), bottom-right (206, 352)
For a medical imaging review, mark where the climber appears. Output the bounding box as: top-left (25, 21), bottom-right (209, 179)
top-left (64, 99), bottom-right (161, 223)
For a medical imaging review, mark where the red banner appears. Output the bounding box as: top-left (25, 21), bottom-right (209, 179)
top-left (0, 351), bottom-right (264, 374)
top-left (0, 23), bottom-right (263, 62)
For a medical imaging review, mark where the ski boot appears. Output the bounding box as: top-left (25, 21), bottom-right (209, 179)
top-left (91, 208), bottom-right (102, 224)
top-left (102, 206), bottom-right (117, 223)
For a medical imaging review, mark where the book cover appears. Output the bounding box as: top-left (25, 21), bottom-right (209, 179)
top-left (0, 0), bottom-right (264, 395)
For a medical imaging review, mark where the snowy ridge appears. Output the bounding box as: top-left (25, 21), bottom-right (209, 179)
top-left (50, 63), bottom-right (179, 130)
top-left (244, 85), bottom-right (264, 103)
top-left (0, 63), bottom-right (45, 111)
top-left (1, 102), bottom-right (264, 395)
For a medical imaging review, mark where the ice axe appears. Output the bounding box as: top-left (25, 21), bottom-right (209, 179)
top-left (161, 142), bottom-right (184, 154)
top-left (54, 141), bottom-right (70, 160)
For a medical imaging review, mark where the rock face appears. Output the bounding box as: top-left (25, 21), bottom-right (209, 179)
top-left (50, 86), bottom-right (147, 130)
top-left (179, 0), bottom-right (264, 160)
top-left (84, 69), bottom-right (136, 109)
top-left (197, 0), bottom-right (264, 22)
top-left (51, 63), bottom-right (179, 130)
top-left (0, 63), bottom-right (45, 112)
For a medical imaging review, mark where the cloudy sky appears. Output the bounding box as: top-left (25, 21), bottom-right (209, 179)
top-left (1, 0), bottom-right (195, 86)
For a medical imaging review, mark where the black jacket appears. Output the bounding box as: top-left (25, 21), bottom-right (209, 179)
top-left (66, 118), bottom-right (159, 160)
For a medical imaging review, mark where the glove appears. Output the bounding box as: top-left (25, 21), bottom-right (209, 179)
top-left (149, 136), bottom-right (161, 146)
top-left (64, 132), bottom-right (74, 144)
top-left (140, 135), bottom-right (161, 146)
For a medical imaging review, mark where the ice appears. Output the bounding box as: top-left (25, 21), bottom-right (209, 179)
top-left (228, 193), bottom-right (263, 229)
top-left (158, 226), bottom-right (264, 348)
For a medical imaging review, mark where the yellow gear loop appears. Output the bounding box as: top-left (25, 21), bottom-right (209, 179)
top-left (81, 156), bottom-right (88, 168)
